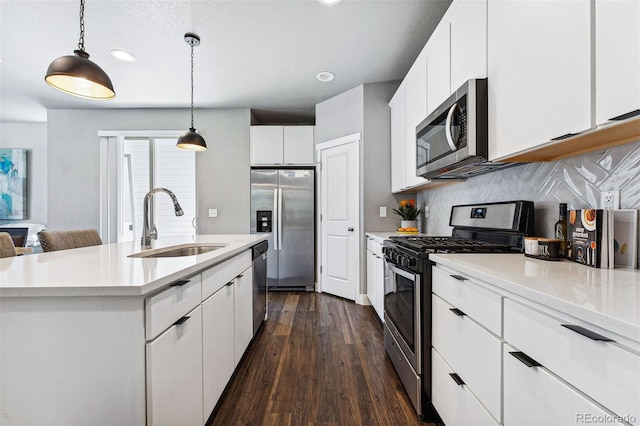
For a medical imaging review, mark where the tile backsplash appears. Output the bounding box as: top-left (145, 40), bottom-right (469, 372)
top-left (418, 139), bottom-right (640, 239)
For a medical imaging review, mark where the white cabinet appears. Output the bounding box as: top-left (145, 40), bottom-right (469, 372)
top-left (404, 51), bottom-right (429, 188)
top-left (449, 0), bottom-right (487, 92)
top-left (431, 349), bottom-right (499, 426)
top-left (201, 251), bottom-right (253, 418)
top-left (503, 343), bottom-right (624, 426)
top-left (366, 236), bottom-right (385, 322)
top-left (595, 0), bottom-right (640, 125)
top-left (487, 0), bottom-right (591, 160)
top-left (250, 125), bottom-right (314, 165)
top-left (202, 284), bottom-right (234, 419)
top-left (389, 86), bottom-right (407, 192)
top-left (504, 298), bottom-right (640, 425)
top-left (431, 265), bottom-right (502, 423)
top-left (146, 305), bottom-right (204, 426)
top-left (425, 21), bottom-right (450, 115)
top-left (234, 266), bottom-right (254, 366)
top-left (432, 258), bottom-right (640, 426)
top-left (389, 50), bottom-right (429, 193)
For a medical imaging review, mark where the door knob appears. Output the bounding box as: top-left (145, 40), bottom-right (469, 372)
top-left (347, 227), bottom-right (354, 232)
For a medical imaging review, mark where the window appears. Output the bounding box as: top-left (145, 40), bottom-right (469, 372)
top-left (100, 132), bottom-right (197, 244)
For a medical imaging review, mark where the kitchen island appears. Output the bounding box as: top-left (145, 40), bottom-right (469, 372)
top-left (0, 234), bottom-right (269, 426)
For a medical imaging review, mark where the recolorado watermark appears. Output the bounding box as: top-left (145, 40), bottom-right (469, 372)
top-left (576, 413), bottom-right (637, 424)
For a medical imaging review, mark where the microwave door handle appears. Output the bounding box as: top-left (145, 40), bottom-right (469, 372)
top-left (445, 103), bottom-right (459, 152)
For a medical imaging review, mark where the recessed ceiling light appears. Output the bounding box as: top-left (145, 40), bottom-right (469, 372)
top-left (318, 0), bottom-right (342, 5)
top-left (111, 49), bottom-right (136, 62)
top-left (317, 71), bottom-right (335, 82)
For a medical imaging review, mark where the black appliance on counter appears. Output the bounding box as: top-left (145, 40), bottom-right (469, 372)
top-left (382, 200), bottom-right (535, 421)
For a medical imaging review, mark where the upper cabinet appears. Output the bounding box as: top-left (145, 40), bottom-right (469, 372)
top-left (389, 86), bottom-right (407, 193)
top-left (449, 0), bottom-right (487, 92)
top-left (487, 0), bottom-right (591, 161)
top-left (404, 50), bottom-right (429, 189)
top-left (595, 0), bottom-right (640, 125)
top-left (425, 23), bottom-right (450, 114)
top-left (250, 125), bottom-right (315, 165)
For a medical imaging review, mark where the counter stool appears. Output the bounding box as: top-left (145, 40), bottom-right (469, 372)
top-left (38, 229), bottom-right (103, 252)
top-left (0, 232), bottom-right (18, 258)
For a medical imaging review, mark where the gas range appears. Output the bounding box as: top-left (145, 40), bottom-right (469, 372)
top-left (382, 200), bottom-right (535, 422)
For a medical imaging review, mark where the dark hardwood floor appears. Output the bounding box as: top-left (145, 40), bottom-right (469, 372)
top-left (209, 291), bottom-right (438, 426)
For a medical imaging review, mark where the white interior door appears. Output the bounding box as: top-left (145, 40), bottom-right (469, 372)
top-left (320, 139), bottom-right (359, 300)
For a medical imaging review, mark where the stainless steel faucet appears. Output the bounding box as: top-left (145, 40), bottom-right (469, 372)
top-left (141, 188), bottom-right (184, 249)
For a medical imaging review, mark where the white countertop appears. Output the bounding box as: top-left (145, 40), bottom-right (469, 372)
top-left (431, 253), bottom-right (640, 344)
top-left (0, 234), bottom-right (269, 298)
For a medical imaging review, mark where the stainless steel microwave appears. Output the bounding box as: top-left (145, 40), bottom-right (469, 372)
top-left (416, 79), bottom-right (515, 179)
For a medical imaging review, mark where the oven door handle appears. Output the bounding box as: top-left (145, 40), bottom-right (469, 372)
top-left (387, 262), bottom-right (415, 281)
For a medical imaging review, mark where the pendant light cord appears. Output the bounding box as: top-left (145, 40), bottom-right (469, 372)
top-left (78, 0), bottom-right (85, 52)
top-left (190, 42), bottom-right (195, 129)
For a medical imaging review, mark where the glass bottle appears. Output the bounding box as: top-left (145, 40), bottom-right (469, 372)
top-left (554, 203), bottom-right (568, 257)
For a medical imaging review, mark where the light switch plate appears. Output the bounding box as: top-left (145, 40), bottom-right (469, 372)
top-left (208, 208), bottom-right (218, 218)
top-left (379, 206), bottom-right (387, 217)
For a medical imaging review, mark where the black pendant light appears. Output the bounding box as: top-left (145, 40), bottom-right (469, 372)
top-left (177, 33), bottom-right (207, 151)
top-left (45, 0), bottom-right (115, 100)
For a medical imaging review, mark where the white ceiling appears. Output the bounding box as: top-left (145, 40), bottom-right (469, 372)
top-left (0, 0), bottom-right (451, 123)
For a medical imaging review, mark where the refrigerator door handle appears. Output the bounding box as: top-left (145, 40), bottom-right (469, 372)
top-left (278, 188), bottom-right (283, 250)
top-left (273, 189), bottom-right (279, 250)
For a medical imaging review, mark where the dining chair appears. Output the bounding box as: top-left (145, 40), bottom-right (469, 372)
top-left (0, 232), bottom-right (18, 258)
top-left (37, 229), bottom-right (103, 252)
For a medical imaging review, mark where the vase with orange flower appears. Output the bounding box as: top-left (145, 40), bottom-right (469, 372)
top-left (393, 199), bottom-right (421, 233)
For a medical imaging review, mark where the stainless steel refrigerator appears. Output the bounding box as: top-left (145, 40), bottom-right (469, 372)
top-left (250, 168), bottom-right (315, 291)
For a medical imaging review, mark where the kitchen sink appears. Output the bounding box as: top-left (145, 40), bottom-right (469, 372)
top-left (128, 243), bottom-right (228, 258)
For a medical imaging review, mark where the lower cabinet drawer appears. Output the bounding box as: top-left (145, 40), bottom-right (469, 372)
top-left (432, 265), bottom-right (502, 336)
top-left (146, 305), bottom-right (203, 426)
top-left (145, 275), bottom-right (201, 340)
top-left (432, 294), bottom-right (502, 421)
top-left (431, 348), bottom-right (499, 426)
top-left (504, 299), bottom-right (640, 424)
top-left (202, 250), bottom-right (251, 299)
top-left (503, 343), bottom-right (625, 425)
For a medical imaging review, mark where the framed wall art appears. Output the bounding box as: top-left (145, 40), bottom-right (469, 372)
top-left (0, 149), bottom-right (27, 219)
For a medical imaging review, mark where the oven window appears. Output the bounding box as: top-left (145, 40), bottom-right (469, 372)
top-left (385, 271), bottom-right (415, 351)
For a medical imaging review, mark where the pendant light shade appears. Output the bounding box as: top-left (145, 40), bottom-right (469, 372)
top-left (45, 0), bottom-right (115, 100)
top-left (177, 128), bottom-right (207, 151)
top-left (177, 32), bottom-right (207, 151)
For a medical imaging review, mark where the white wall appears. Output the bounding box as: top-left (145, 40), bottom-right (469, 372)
top-left (47, 108), bottom-right (251, 234)
top-left (0, 122), bottom-right (48, 225)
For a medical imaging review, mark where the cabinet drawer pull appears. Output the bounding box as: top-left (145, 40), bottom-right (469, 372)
top-left (449, 307), bottom-right (466, 317)
top-left (561, 324), bottom-right (614, 342)
top-left (173, 316), bottom-right (190, 326)
top-left (551, 132), bottom-right (579, 141)
top-left (449, 373), bottom-right (465, 386)
top-left (236, 274), bottom-right (244, 279)
top-left (509, 351), bottom-right (542, 368)
top-left (609, 109), bottom-right (640, 121)
top-left (449, 275), bottom-right (467, 281)
top-left (171, 280), bottom-right (190, 287)
top-left (226, 279), bottom-right (235, 287)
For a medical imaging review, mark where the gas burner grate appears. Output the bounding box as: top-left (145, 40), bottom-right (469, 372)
top-left (388, 235), bottom-right (511, 252)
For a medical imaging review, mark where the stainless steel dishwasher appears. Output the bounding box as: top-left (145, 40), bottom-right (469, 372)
top-left (252, 241), bottom-right (268, 335)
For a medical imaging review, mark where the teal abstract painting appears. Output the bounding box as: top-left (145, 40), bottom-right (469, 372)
top-left (0, 149), bottom-right (27, 219)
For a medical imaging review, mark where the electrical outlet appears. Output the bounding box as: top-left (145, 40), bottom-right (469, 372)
top-left (601, 190), bottom-right (621, 210)
top-left (424, 205), bottom-right (430, 217)
top-left (379, 206), bottom-right (387, 218)
top-left (208, 208), bottom-right (218, 218)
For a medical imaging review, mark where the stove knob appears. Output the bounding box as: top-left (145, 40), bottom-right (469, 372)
top-left (400, 256), bottom-right (409, 267)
